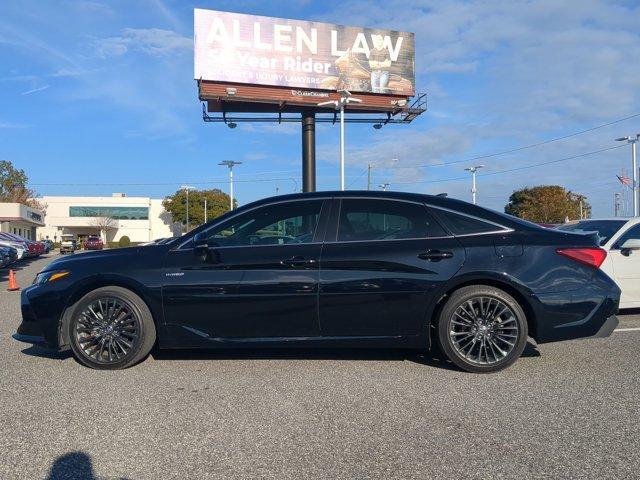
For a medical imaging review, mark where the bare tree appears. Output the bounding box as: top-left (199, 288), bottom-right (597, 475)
top-left (91, 216), bottom-right (117, 242)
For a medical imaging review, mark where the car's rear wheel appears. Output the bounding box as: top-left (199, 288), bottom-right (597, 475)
top-left (68, 286), bottom-right (156, 370)
top-left (437, 285), bottom-right (527, 373)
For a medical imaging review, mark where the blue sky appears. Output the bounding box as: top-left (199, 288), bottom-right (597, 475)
top-left (1, 0), bottom-right (639, 217)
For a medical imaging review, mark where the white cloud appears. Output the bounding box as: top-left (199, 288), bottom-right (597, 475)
top-left (239, 122), bottom-right (301, 135)
top-left (0, 120), bottom-right (30, 128)
top-left (21, 84), bottom-right (49, 95)
top-left (94, 28), bottom-right (191, 58)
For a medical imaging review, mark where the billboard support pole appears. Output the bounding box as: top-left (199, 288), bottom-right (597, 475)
top-left (302, 112), bottom-right (316, 193)
top-left (340, 103), bottom-right (345, 191)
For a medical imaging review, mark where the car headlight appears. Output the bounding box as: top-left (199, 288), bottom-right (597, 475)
top-left (33, 270), bottom-right (70, 285)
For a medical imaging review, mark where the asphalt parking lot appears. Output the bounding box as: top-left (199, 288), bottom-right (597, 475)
top-left (1, 254), bottom-right (639, 479)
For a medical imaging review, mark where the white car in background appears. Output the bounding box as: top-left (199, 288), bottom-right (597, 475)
top-left (0, 239), bottom-right (26, 260)
top-left (557, 218), bottom-right (640, 309)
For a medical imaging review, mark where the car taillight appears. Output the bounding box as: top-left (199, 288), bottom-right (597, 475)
top-left (556, 248), bottom-right (607, 269)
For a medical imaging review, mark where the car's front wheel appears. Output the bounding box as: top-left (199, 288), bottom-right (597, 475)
top-left (437, 285), bottom-right (528, 373)
top-left (68, 286), bottom-right (156, 369)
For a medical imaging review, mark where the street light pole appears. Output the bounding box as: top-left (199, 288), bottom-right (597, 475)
top-left (218, 160), bottom-right (242, 210)
top-left (318, 90), bottom-right (362, 190)
top-left (378, 182), bottom-right (390, 191)
top-left (464, 165), bottom-right (485, 205)
top-left (616, 134), bottom-right (640, 217)
top-left (180, 185), bottom-right (195, 232)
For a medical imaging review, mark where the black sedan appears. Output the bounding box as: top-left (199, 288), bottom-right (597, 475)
top-left (16, 191), bottom-right (620, 373)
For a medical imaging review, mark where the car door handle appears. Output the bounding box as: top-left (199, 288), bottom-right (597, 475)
top-left (281, 256), bottom-right (317, 267)
top-left (418, 250), bottom-right (454, 261)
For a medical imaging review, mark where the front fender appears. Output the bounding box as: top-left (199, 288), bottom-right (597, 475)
top-left (56, 273), bottom-right (165, 350)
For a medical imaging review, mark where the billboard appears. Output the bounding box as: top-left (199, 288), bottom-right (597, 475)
top-left (194, 8), bottom-right (415, 96)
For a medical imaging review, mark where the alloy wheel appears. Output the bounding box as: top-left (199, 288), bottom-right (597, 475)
top-left (448, 296), bottom-right (519, 365)
top-left (73, 297), bottom-right (140, 364)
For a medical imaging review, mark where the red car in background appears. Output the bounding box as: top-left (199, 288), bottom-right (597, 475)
top-left (84, 235), bottom-right (104, 250)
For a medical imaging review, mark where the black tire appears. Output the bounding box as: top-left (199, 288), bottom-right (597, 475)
top-left (437, 285), bottom-right (527, 373)
top-left (68, 286), bottom-right (156, 370)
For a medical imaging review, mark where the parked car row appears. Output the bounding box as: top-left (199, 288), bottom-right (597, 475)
top-left (0, 232), bottom-right (49, 268)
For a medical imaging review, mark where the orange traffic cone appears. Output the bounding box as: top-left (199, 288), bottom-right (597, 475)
top-left (7, 269), bottom-right (20, 291)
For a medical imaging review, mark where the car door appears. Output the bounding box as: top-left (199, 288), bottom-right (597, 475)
top-left (608, 223), bottom-right (640, 307)
top-left (319, 198), bottom-right (465, 337)
top-left (163, 199), bottom-right (329, 339)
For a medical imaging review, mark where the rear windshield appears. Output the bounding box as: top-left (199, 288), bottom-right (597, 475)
top-left (556, 220), bottom-right (627, 246)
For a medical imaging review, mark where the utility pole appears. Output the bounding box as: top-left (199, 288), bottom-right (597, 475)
top-left (204, 198), bottom-right (208, 223)
top-left (180, 185), bottom-right (196, 232)
top-left (367, 159), bottom-right (397, 191)
top-left (318, 90), bottom-right (362, 190)
top-left (579, 198), bottom-right (583, 220)
top-left (464, 165), bottom-right (485, 205)
top-left (218, 161), bottom-right (242, 210)
top-left (616, 134), bottom-right (640, 216)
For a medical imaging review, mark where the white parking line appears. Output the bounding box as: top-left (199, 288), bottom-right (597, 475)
top-left (614, 327), bottom-right (640, 332)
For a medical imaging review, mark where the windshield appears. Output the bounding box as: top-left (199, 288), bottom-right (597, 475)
top-left (556, 220), bottom-right (627, 246)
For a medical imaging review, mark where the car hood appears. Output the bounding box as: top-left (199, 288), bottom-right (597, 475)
top-left (39, 246), bottom-right (152, 273)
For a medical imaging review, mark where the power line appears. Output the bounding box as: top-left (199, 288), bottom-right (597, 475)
top-left (391, 144), bottom-right (627, 185)
top-left (374, 112), bottom-right (640, 172)
top-left (29, 177), bottom-right (303, 187)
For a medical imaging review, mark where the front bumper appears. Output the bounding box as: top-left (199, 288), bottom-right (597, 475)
top-left (16, 289), bottom-right (45, 342)
top-left (16, 286), bottom-right (67, 349)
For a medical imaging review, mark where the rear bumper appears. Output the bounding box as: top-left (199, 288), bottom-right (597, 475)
top-left (592, 315), bottom-right (619, 338)
top-left (534, 272), bottom-right (620, 344)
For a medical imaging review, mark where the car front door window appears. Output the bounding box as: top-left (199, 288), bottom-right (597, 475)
top-left (207, 201), bottom-right (322, 247)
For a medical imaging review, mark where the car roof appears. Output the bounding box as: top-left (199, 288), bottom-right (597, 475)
top-left (202, 190), bottom-right (544, 234)
top-left (239, 190), bottom-right (511, 220)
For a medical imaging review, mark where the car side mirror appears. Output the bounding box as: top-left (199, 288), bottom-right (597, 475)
top-left (620, 238), bottom-right (640, 255)
top-left (193, 232), bottom-right (208, 260)
top-left (193, 232), bottom-right (221, 263)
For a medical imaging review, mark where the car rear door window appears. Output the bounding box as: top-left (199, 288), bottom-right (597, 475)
top-left (433, 209), bottom-right (505, 236)
top-left (337, 199), bottom-right (446, 242)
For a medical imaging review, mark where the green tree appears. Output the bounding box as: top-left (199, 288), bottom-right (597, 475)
top-left (118, 235), bottom-right (131, 247)
top-left (504, 185), bottom-right (591, 223)
top-left (0, 160), bottom-right (46, 211)
top-left (162, 188), bottom-right (234, 232)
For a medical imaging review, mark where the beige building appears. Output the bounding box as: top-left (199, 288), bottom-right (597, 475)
top-left (37, 194), bottom-right (180, 243)
top-left (0, 202), bottom-right (46, 240)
